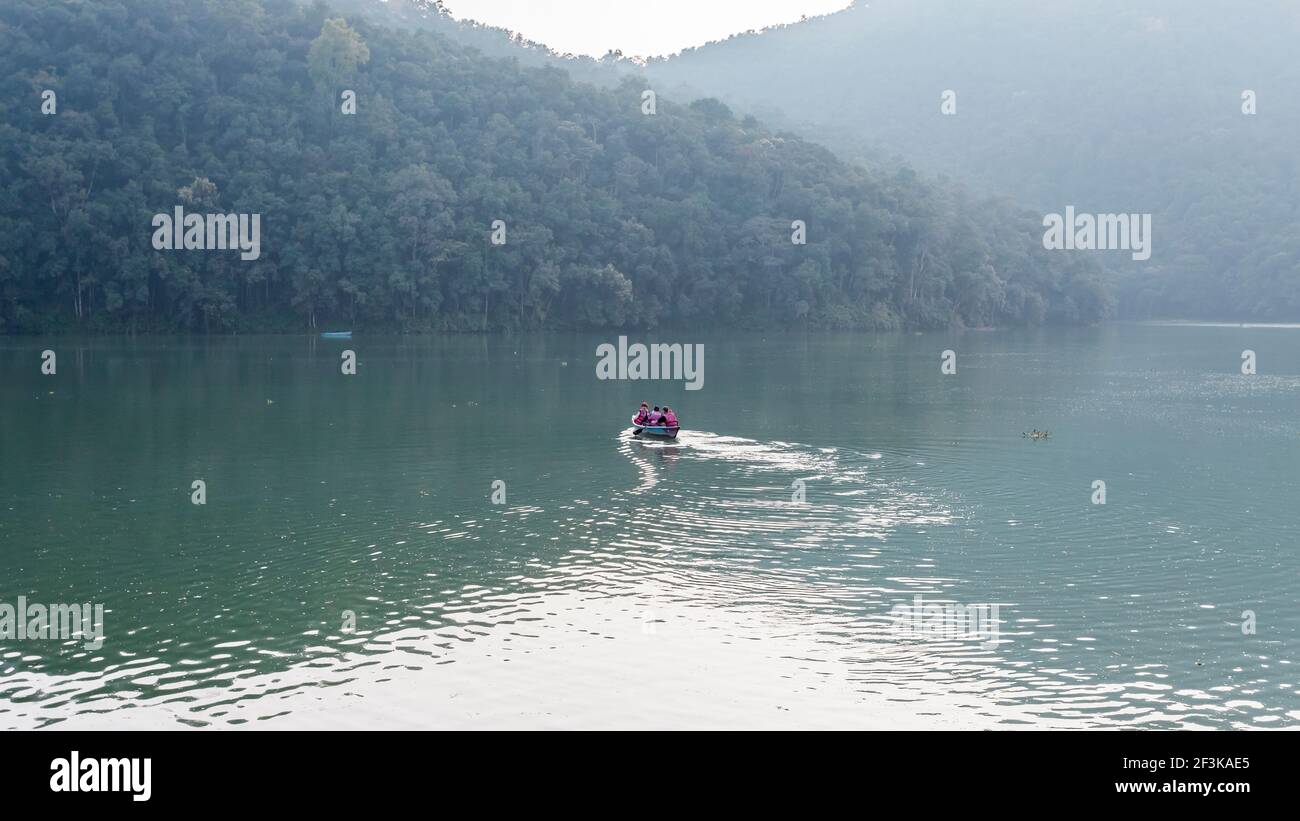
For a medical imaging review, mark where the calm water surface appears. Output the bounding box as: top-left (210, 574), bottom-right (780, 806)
top-left (1, 324), bottom-right (1297, 728)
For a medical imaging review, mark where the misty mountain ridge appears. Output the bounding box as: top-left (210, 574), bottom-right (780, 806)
top-left (370, 0), bottom-right (1300, 321)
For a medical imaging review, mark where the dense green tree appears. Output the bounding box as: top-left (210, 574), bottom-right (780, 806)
top-left (308, 17), bottom-right (370, 93)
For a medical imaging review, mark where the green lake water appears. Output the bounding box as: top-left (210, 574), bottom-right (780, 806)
top-left (1, 324), bottom-right (1297, 728)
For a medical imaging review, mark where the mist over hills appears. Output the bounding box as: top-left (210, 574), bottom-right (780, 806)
top-left (0, 0), bottom-right (1106, 333)
top-left (636, 0), bottom-right (1300, 320)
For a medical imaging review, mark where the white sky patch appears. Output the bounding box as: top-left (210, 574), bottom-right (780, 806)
top-left (440, 0), bottom-right (854, 59)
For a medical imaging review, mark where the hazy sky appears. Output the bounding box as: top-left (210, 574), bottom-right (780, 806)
top-left (439, 0), bottom-right (854, 58)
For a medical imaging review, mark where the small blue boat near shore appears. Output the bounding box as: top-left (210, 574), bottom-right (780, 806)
top-left (320, 331), bottom-right (352, 339)
top-left (632, 415), bottom-right (680, 439)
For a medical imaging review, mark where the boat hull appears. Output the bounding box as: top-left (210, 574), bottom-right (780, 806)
top-left (631, 416), bottom-right (680, 439)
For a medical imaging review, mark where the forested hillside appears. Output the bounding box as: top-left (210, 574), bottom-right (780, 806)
top-left (0, 0), bottom-right (1107, 333)
top-left (638, 0), bottom-right (1300, 320)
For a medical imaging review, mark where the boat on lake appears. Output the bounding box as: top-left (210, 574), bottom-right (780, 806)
top-left (632, 415), bottom-right (680, 439)
top-left (320, 331), bottom-right (352, 339)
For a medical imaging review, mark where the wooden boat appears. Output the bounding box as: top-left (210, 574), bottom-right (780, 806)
top-left (632, 415), bottom-right (680, 439)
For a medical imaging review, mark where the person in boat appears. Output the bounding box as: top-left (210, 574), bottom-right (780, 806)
top-left (634, 402), bottom-right (650, 425)
top-left (648, 406), bottom-right (663, 424)
top-left (662, 407), bottom-right (678, 427)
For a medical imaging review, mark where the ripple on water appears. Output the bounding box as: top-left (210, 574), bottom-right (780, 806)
top-left (3, 330), bottom-right (1297, 728)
